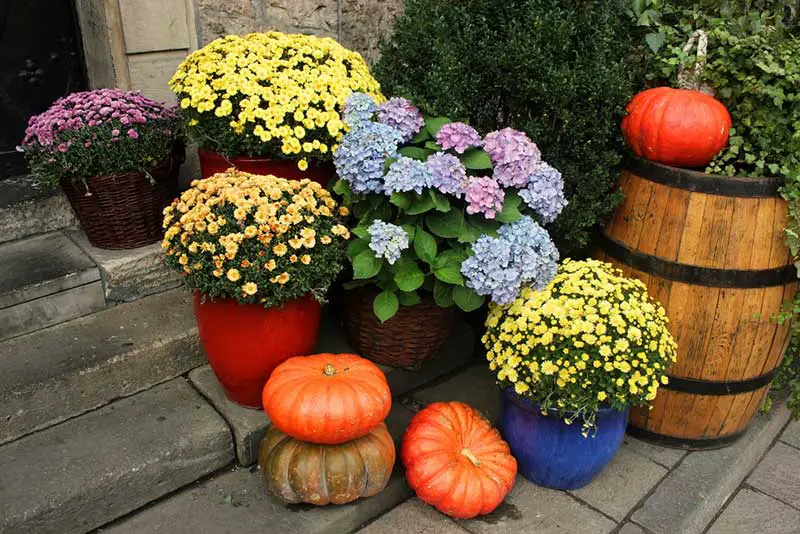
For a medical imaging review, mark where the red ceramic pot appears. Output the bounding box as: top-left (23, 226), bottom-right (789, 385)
top-left (198, 148), bottom-right (334, 186)
top-left (193, 293), bottom-right (322, 408)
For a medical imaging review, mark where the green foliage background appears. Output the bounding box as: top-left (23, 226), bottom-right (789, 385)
top-left (374, 0), bottom-right (648, 256)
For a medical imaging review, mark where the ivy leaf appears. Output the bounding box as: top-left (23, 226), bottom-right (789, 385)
top-left (398, 291), bottom-right (422, 307)
top-left (427, 209), bottom-right (465, 238)
top-left (429, 190), bottom-right (451, 212)
top-left (373, 290), bottom-right (399, 322)
top-left (433, 265), bottom-right (465, 286)
top-left (433, 280), bottom-right (455, 307)
top-left (425, 116), bottom-right (451, 137)
top-left (399, 146), bottom-right (433, 161)
top-left (414, 228), bottom-right (438, 264)
top-left (348, 238), bottom-right (369, 258)
top-left (405, 194), bottom-right (435, 215)
top-left (460, 148), bottom-right (493, 170)
top-left (390, 191), bottom-right (413, 210)
top-left (645, 32), bottom-right (666, 53)
top-left (452, 286), bottom-right (485, 312)
top-left (353, 250), bottom-right (382, 279)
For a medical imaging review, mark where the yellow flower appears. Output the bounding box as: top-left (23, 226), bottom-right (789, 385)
top-left (320, 235), bottom-right (332, 245)
top-left (541, 361), bottom-right (558, 375)
top-left (298, 159), bottom-right (309, 171)
top-left (265, 259), bottom-right (277, 271)
top-left (244, 225), bottom-right (258, 238)
top-left (226, 268), bottom-right (241, 282)
top-left (242, 282), bottom-right (258, 296)
top-left (301, 254), bottom-right (311, 265)
top-left (273, 243), bottom-right (288, 256)
top-left (661, 376), bottom-right (669, 385)
top-left (289, 254), bottom-right (298, 263)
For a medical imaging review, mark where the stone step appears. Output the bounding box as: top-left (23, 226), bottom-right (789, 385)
top-left (0, 288), bottom-right (203, 445)
top-left (0, 231), bottom-right (105, 340)
top-left (0, 379), bottom-right (234, 534)
top-left (66, 229), bottom-right (182, 303)
top-left (96, 404), bottom-right (417, 534)
top-left (0, 175), bottom-right (76, 244)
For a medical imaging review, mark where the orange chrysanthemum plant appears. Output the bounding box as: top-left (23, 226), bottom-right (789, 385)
top-left (162, 169), bottom-right (351, 307)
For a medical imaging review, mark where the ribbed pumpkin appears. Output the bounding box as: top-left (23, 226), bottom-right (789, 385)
top-left (262, 353), bottom-right (392, 444)
top-left (622, 87), bottom-right (732, 168)
top-left (401, 401), bottom-right (517, 519)
top-left (259, 422), bottom-right (395, 505)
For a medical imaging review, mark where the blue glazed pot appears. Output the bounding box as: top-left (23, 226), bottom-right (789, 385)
top-left (500, 388), bottom-right (629, 490)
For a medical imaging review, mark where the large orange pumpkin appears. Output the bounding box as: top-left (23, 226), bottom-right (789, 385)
top-left (262, 353), bottom-right (392, 444)
top-left (259, 422), bottom-right (395, 505)
top-left (622, 87), bottom-right (732, 168)
top-left (401, 401), bottom-right (517, 519)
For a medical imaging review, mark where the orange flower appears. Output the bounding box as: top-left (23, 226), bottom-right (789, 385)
top-left (289, 254), bottom-right (298, 263)
top-left (301, 254), bottom-right (311, 265)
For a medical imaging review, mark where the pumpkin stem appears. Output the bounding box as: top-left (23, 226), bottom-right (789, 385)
top-left (460, 448), bottom-right (481, 467)
top-left (323, 364), bottom-right (337, 376)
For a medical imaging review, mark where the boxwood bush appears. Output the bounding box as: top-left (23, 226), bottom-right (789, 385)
top-left (375, 0), bottom-right (647, 255)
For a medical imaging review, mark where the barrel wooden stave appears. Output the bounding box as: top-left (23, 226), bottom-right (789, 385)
top-left (597, 158), bottom-right (796, 448)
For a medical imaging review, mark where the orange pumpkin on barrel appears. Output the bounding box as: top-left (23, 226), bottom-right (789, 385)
top-left (622, 87), bottom-right (732, 168)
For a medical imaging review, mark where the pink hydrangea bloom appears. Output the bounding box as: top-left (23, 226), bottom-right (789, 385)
top-left (465, 176), bottom-right (505, 219)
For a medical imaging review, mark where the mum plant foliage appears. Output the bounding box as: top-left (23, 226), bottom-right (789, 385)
top-left (375, 0), bottom-right (646, 255)
top-left (169, 32), bottom-right (383, 170)
top-left (19, 88), bottom-right (178, 186)
top-left (484, 259), bottom-right (678, 432)
top-left (333, 93), bottom-right (565, 322)
top-left (162, 169), bottom-right (350, 308)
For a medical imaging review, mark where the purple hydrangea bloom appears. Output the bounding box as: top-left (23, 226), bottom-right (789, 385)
top-left (342, 92), bottom-right (378, 128)
top-left (483, 128), bottom-right (542, 188)
top-left (376, 97), bottom-right (424, 142)
top-left (426, 152), bottom-right (469, 198)
top-left (461, 215), bottom-right (559, 304)
top-left (383, 156), bottom-right (433, 195)
top-left (465, 176), bottom-right (504, 218)
top-left (367, 220), bottom-right (409, 265)
top-left (435, 122), bottom-right (483, 154)
top-left (519, 163), bottom-right (568, 223)
top-left (334, 121), bottom-right (402, 194)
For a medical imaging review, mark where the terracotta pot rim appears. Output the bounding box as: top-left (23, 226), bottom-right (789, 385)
top-left (193, 291), bottom-right (318, 309)
top-left (197, 148), bottom-right (332, 167)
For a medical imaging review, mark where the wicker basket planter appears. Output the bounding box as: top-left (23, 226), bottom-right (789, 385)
top-left (344, 287), bottom-right (457, 369)
top-left (61, 144), bottom-right (184, 250)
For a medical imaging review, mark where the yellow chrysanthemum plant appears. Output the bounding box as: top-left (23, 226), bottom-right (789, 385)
top-left (169, 32), bottom-right (384, 169)
top-left (483, 258), bottom-right (678, 433)
top-left (162, 169), bottom-right (351, 307)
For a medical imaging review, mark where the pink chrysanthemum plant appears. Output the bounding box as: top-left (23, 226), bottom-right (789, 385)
top-left (19, 88), bottom-right (179, 187)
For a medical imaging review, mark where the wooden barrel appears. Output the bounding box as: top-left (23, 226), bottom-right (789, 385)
top-left (595, 156), bottom-right (796, 449)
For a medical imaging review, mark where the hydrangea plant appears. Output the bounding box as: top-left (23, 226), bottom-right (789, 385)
top-left (333, 93), bottom-right (568, 321)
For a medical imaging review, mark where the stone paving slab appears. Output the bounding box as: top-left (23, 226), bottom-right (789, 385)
top-left (407, 364), bottom-right (501, 423)
top-left (67, 229), bottom-right (182, 302)
top-left (747, 441), bottom-right (800, 509)
top-left (189, 363), bottom-right (416, 466)
top-left (99, 466), bottom-right (414, 534)
top-left (631, 402), bottom-right (791, 534)
top-left (0, 175), bottom-right (76, 244)
top-left (707, 488), bottom-right (800, 534)
top-left (0, 288), bottom-right (203, 445)
top-left (779, 419), bottom-right (800, 449)
top-left (618, 522), bottom-right (647, 534)
top-left (571, 441), bottom-right (668, 521)
top-left (457, 476), bottom-right (616, 534)
top-left (0, 379), bottom-right (233, 534)
top-left (358, 499), bottom-right (468, 533)
top-left (621, 435), bottom-right (687, 469)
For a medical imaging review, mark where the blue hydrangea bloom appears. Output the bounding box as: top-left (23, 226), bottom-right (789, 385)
top-left (383, 156), bottom-right (433, 195)
top-left (367, 220), bottom-right (409, 265)
top-left (461, 215), bottom-right (559, 304)
top-left (519, 163), bottom-right (568, 223)
top-left (334, 121), bottom-right (402, 194)
top-left (343, 92), bottom-right (378, 128)
top-left (376, 97), bottom-right (424, 142)
top-left (426, 152), bottom-right (469, 197)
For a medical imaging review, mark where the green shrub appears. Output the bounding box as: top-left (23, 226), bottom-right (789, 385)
top-left (375, 0), bottom-right (647, 256)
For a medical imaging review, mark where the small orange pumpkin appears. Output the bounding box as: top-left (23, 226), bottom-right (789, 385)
top-left (260, 422), bottom-right (395, 505)
top-left (401, 401), bottom-right (517, 519)
top-left (262, 353), bottom-right (392, 444)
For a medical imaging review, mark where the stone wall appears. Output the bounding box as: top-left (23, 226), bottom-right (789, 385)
top-left (196, 0), bottom-right (404, 64)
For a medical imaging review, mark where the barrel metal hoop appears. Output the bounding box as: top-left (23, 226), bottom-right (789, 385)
top-left (626, 425), bottom-right (746, 451)
top-left (662, 369), bottom-right (777, 396)
top-left (598, 234), bottom-right (796, 288)
top-left (625, 156), bottom-right (784, 198)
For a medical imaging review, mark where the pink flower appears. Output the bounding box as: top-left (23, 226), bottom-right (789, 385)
top-left (127, 128), bottom-right (139, 139)
top-left (111, 129), bottom-right (120, 136)
top-left (465, 176), bottom-right (505, 219)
